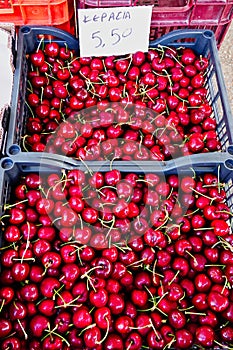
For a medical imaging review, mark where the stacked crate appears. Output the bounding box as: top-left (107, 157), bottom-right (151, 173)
top-left (0, 11), bottom-right (233, 350)
top-left (77, 0), bottom-right (233, 47)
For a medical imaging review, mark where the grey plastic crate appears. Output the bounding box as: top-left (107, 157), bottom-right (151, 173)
top-left (4, 26), bottom-right (233, 164)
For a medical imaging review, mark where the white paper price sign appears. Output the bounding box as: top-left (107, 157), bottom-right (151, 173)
top-left (78, 6), bottom-right (152, 57)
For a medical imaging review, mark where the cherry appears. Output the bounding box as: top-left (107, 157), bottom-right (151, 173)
top-left (195, 325), bottom-right (214, 347)
top-left (175, 329), bottom-right (193, 349)
top-left (199, 309), bottom-right (218, 328)
top-left (11, 262), bottom-right (30, 282)
top-left (73, 307), bottom-right (92, 328)
top-left (0, 318), bottom-right (12, 338)
top-left (115, 315), bottom-right (134, 334)
top-left (1, 336), bottom-right (22, 350)
top-left (211, 219), bottom-right (230, 236)
top-left (106, 293), bottom-right (124, 315)
top-left (42, 335), bottom-right (63, 349)
top-left (94, 306), bottom-right (111, 329)
top-left (89, 288), bottom-right (108, 308)
top-left (83, 325), bottom-right (101, 347)
top-left (168, 310), bottom-right (186, 329)
top-left (220, 326), bottom-right (233, 343)
top-left (207, 291), bottom-right (229, 312)
top-left (147, 329), bottom-right (165, 349)
top-left (37, 299), bottom-right (55, 317)
top-left (131, 289), bottom-right (148, 308)
top-left (125, 331), bottom-right (143, 350)
top-left (40, 277), bottom-right (60, 298)
top-left (104, 334), bottom-right (124, 350)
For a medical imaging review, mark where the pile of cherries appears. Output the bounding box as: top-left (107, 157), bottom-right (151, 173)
top-left (0, 167), bottom-right (233, 349)
top-left (23, 40), bottom-right (221, 159)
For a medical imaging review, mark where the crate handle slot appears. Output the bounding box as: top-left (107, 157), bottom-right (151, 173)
top-left (227, 145), bottom-right (233, 156)
top-left (8, 144), bottom-right (21, 156)
top-left (19, 26), bottom-right (80, 53)
top-left (1, 157), bottom-right (13, 170)
top-left (225, 158), bottom-right (233, 170)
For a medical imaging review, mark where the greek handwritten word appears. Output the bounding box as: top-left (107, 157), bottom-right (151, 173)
top-left (83, 11), bottom-right (131, 24)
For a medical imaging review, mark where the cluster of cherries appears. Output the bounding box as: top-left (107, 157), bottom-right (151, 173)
top-left (0, 167), bottom-right (233, 349)
top-left (24, 40), bottom-right (221, 159)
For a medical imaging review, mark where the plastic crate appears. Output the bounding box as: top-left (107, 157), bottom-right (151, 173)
top-left (77, 0), bottom-right (233, 47)
top-left (0, 0), bottom-right (75, 34)
top-left (1, 151), bottom-right (233, 213)
top-left (0, 152), bottom-right (233, 349)
top-left (4, 26), bottom-right (233, 165)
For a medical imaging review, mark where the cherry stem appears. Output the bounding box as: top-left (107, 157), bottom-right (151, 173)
top-left (13, 258), bottom-right (35, 262)
top-left (179, 291), bottom-right (186, 303)
top-left (214, 340), bottom-right (233, 350)
top-left (81, 265), bottom-right (101, 279)
top-left (152, 258), bottom-right (159, 285)
top-left (69, 244), bottom-right (86, 255)
top-left (179, 305), bottom-right (194, 312)
top-left (184, 311), bottom-right (206, 316)
top-left (185, 250), bottom-right (197, 265)
top-left (158, 44), bottom-right (184, 67)
top-left (218, 237), bottom-right (233, 252)
top-left (145, 265), bottom-right (164, 278)
top-left (27, 79), bottom-right (33, 93)
top-left (52, 284), bottom-right (65, 301)
top-left (0, 299), bottom-right (5, 312)
top-left (78, 158), bottom-right (93, 176)
top-left (193, 227), bottom-right (214, 231)
top-left (154, 292), bottom-right (169, 308)
top-left (22, 135), bottom-right (30, 152)
top-left (44, 328), bottom-right (70, 347)
top-left (17, 319), bottom-right (28, 340)
top-left (40, 86), bottom-right (44, 103)
top-left (105, 216), bottom-right (116, 239)
top-left (162, 69), bottom-right (173, 95)
top-left (222, 275), bottom-right (231, 294)
top-left (127, 258), bottom-right (146, 268)
top-left (190, 187), bottom-right (215, 202)
top-left (124, 54), bottom-right (132, 76)
top-left (149, 318), bottom-right (160, 339)
top-left (217, 164), bottom-right (221, 194)
top-left (136, 179), bottom-right (154, 187)
top-left (78, 214), bottom-right (83, 230)
top-left (109, 156), bottom-right (120, 171)
top-left (78, 323), bottom-right (96, 337)
top-left (163, 335), bottom-right (176, 350)
top-left (184, 208), bottom-right (199, 217)
top-left (216, 210), bottom-right (233, 216)
top-left (54, 295), bottom-right (81, 309)
top-left (4, 199), bottom-right (28, 210)
top-left (0, 242), bottom-right (16, 250)
top-left (80, 266), bottom-right (100, 292)
top-left (168, 270), bottom-right (180, 285)
top-left (96, 317), bottom-right (110, 345)
top-left (154, 212), bottom-right (170, 231)
top-left (21, 221), bottom-right (31, 263)
top-left (113, 242), bottom-right (132, 253)
top-left (36, 36), bottom-right (44, 52)
top-left (98, 185), bottom-right (117, 193)
top-left (126, 341), bottom-right (134, 350)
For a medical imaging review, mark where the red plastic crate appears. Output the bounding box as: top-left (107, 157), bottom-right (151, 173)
top-left (0, 0), bottom-right (75, 34)
top-left (77, 0), bottom-right (233, 46)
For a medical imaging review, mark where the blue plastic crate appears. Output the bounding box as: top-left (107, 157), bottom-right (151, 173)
top-left (0, 152), bottom-right (233, 348)
top-left (4, 26), bottom-right (233, 164)
top-left (1, 151), bottom-right (233, 215)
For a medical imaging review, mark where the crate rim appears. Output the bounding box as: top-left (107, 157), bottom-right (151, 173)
top-left (5, 27), bottom-right (233, 165)
top-left (2, 151), bottom-right (233, 174)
